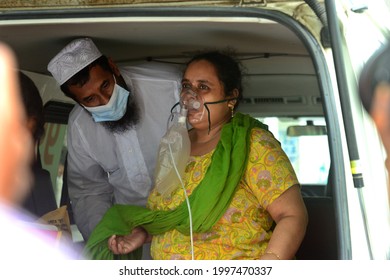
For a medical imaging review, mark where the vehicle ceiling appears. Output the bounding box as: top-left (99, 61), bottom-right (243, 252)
top-left (0, 13), bottom-right (323, 117)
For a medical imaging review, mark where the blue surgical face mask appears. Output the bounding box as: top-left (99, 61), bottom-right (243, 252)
top-left (83, 76), bottom-right (130, 122)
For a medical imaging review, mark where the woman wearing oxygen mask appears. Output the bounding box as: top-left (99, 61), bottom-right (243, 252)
top-left (85, 50), bottom-right (308, 260)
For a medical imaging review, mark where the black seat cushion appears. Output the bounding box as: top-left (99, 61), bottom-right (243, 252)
top-left (295, 196), bottom-right (338, 260)
top-left (21, 162), bottom-right (58, 218)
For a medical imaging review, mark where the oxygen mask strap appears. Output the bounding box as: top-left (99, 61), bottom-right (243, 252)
top-left (204, 97), bottom-right (238, 133)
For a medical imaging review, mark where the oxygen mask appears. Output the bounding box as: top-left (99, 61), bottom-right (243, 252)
top-left (180, 88), bottom-right (205, 123)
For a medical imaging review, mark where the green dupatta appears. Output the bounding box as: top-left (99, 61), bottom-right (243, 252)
top-left (84, 112), bottom-right (268, 259)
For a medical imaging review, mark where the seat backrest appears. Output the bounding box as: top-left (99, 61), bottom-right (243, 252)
top-left (21, 148), bottom-right (58, 218)
top-left (60, 155), bottom-right (75, 224)
top-left (295, 196), bottom-right (338, 259)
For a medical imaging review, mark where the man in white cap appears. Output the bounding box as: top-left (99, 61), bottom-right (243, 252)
top-left (47, 38), bottom-right (181, 256)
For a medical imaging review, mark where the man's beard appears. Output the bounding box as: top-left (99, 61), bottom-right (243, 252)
top-left (101, 96), bottom-right (140, 134)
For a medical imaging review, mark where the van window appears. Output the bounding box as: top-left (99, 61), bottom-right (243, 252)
top-left (38, 101), bottom-right (73, 207)
top-left (257, 116), bottom-right (330, 186)
top-left (39, 123), bottom-right (68, 207)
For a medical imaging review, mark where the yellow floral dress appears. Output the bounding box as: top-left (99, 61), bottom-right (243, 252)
top-left (147, 127), bottom-right (299, 260)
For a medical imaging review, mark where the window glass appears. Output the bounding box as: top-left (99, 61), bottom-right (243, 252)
top-left (38, 123), bottom-right (68, 207)
top-left (257, 117), bottom-right (330, 185)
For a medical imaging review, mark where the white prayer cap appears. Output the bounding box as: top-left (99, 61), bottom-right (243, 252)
top-left (47, 38), bottom-right (102, 85)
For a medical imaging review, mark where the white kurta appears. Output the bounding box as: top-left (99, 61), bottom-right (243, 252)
top-left (66, 61), bottom-right (182, 240)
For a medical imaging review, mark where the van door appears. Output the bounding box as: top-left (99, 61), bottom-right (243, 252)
top-left (325, 0), bottom-right (390, 259)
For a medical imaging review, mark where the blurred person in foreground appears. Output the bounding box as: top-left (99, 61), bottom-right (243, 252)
top-left (359, 42), bottom-right (390, 182)
top-left (0, 43), bottom-right (78, 261)
top-left (85, 50), bottom-right (308, 260)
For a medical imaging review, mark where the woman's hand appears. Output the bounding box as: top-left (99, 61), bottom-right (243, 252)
top-left (108, 227), bottom-right (149, 255)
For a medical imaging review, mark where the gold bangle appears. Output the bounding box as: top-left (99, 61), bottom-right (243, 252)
top-left (264, 251), bottom-right (281, 260)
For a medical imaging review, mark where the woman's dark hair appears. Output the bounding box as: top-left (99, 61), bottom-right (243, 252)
top-left (185, 50), bottom-right (244, 107)
top-left (60, 55), bottom-right (112, 99)
top-left (18, 71), bottom-right (45, 142)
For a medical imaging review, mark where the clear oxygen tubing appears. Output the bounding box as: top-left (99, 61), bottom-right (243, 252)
top-left (167, 107), bottom-right (194, 260)
top-left (163, 90), bottom-right (238, 259)
top-left (157, 99), bottom-right (195, 259)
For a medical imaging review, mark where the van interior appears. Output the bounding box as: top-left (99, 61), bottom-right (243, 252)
top-left (0, 6), bottom-right (337, 259)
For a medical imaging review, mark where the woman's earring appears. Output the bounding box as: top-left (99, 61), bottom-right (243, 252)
top-left (229, 104), bottom-right (235, 118)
